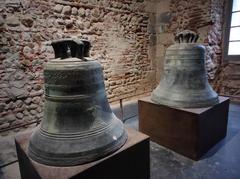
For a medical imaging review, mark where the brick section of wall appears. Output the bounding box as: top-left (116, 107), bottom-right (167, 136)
top-left (214, 63), bottom-right (240, 103)
top-left (212, 0), bottom-right (240, 103)
top-left (0, 0), bottom-right (156, 135)
top-left (207, 0), bottom-right (224, 80)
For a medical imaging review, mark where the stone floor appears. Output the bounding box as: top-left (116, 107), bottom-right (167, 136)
top-left (0, 99), bottom-right (240, 179)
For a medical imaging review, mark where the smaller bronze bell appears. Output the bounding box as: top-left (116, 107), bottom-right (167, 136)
top-left (151, 30), bottom-right (219, 108)
top-left (28, 38), bottom-right (127, 166)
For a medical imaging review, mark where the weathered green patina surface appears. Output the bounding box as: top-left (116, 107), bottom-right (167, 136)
top-left (28, 39), bottom-right (127, 166)
top-left (152, 30), bottom-right (219, 108)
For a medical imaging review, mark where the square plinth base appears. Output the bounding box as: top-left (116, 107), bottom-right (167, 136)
top-left (15, 127), bottom-right (150, 179)
top-left (138, 96), bottom-right (229, 160)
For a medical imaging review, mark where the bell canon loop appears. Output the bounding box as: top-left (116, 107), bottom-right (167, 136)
top-left (28, 38), bottom-right (127, 166)
top-left (151, 30), bottom-right (219, 108)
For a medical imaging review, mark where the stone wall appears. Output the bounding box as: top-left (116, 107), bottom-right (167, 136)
top-left (213, 0), bottom-right (240, 103)
top-left (215, 63), bottom-right (240, 103)
top-left (0, 0), bottom-right (156, 135)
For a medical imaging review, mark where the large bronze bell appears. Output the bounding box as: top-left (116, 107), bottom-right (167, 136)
top-left (28, 39), bottom-right (127, 166)
top-left (151, 30), bottom-right (219, 108)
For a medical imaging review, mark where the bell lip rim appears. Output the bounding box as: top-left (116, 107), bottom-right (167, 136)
top-left (27, 130), bottom-right (128, 167)
top-left (150, 93), bottom-right (219, 109)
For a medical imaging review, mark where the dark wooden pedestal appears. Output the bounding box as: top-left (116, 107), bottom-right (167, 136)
top-left (15, 127), bottom-right (150, 179)
top-left (138, 96), bottom-right (229, 160)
